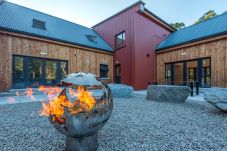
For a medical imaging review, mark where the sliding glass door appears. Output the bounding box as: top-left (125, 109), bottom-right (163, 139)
top-left (13, 55), bottom-right (68, 88)
top-left (165, 58), bottom-right (211, 87)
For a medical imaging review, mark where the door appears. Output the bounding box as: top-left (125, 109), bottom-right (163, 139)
top-left (115, 64), bottom-right (121, 84)
top-left (188, 68), bottom-right (197, 84)
top-left (28, 57), bottom-right (43, 87)
top-left (13, 56), bottom-right (25, 88)
top-left (13, 55), bottom-right (68, 88)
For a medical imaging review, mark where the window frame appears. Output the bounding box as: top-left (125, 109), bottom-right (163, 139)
top-left (115, 31), bottom-right (126, 50)
top-left (100, 64), bottom-right (109, 78)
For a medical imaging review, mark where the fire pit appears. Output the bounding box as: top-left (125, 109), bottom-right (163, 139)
top-left (40, 72), bottom-right (113, 151)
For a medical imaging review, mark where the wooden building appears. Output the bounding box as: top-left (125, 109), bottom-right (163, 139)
top-left (0, 1), bottom-right (113, 92)
top-left (93, 1), bottom-right (175, 90)
top-left (156, 13), bottom-right (227, 87)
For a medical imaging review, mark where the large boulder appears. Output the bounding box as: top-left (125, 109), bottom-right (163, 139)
top-left (108, 83), bottom-right (134, 98)
top-left (204, 88), bottom-right (227, 112)
top-left (146, 85), bottom-right (191, 102)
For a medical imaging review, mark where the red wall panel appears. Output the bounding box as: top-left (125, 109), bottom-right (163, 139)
top-left (133, 13), bottom-right (171, 89)
top-left (93, 4), bottom-right (141, 86)
top-left (93, 4), bottom-right (172, 90)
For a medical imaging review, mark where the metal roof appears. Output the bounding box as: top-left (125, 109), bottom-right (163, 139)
top-left (0, 1), bottom-right (113, 52)
top-left (92, 0), bottom-right (175, 31)
top-left (156, 13), bottom-right (227, 51)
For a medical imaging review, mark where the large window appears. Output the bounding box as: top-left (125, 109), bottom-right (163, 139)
top-left (164, 58), bottom-right (211, 87)
top-left (100, 64), bottom-right (109, 78)
top-left (115, 31), bottom-right (125, 49)
top-left (13, 55), bottom-right (68, 88)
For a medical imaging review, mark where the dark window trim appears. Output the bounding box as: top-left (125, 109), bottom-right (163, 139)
top-left (12, 54), bottom-right (68, 88)
top-left (164, 57), bottom-right (211, 87)
top-left (100, 64), bottom-right (109, 78)
top-left (164, 57), bottom-right (211, 65)
top-left (115, 31), bottom-right (126, 50)
top-left (32, 18), bottom-right (47, 30)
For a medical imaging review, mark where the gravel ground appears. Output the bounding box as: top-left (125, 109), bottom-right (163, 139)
top-left (0, 96), bottom-right (226, 151)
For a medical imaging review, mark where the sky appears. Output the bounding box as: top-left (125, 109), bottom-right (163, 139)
top-left (6, 0), bottom-right (227, 28)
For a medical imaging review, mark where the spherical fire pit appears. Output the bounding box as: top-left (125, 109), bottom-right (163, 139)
top-left (40, 72), bottom-right (113, 151)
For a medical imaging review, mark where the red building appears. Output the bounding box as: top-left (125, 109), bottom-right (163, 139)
top-left (93, 1), bottom-right (175, 90)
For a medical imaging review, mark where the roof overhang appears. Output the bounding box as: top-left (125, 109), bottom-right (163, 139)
top-left (0, 28), bottom-right (114, 55)
top-left (156, 32), bottom-right (227, 53)
top-left (138, 6), bottom-right (175, 32)
top-left (92, 1), bottom-right (145, 28)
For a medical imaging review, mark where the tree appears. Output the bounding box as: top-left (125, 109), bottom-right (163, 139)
top-left (195, 10), bottom-right (217, 24)
top-left (170, 22), bottom-right (185, 30)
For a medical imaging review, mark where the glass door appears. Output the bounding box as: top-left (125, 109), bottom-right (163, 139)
top-left (13, 55), bottom-right (68, 88)
top-left (45, 60), bottom-right (57, 86)
top-left (13, 56), bottom-right (25, 88)
top-left (28, 58), bottom-right (43, 87)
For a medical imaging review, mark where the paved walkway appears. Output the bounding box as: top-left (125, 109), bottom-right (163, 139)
top-left (0, 89), bottom-right (205, 105)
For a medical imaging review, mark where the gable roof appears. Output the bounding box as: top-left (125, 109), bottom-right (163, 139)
top-left (92, 1), bottom-right (175, 31)
top-left (156, 13), bottom-right (227, 51)
top-left (0, 1), bottom-right (113, 52)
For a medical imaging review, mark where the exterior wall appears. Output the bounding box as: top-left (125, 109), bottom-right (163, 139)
top-left (93, 4), bottom-right (172, 90)
top-left (0, 32), bottom-right (113, 92)
top-left (93, 4), bottom-right (141, 87)
top-left (156, 37), bottom-right (227, 87)
top-left (133, 12), bottom-right (171, 90)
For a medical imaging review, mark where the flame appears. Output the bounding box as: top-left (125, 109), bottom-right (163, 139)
top-left (24, 88), bottom-right (35, 100)
top-left (39, 86), bottom-right (96, 124)
top-left (16, 91), bottom-right (20, 96)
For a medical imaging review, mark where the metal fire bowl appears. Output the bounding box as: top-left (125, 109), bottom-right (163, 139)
top-left (49, 73), bottom-right (113, 151)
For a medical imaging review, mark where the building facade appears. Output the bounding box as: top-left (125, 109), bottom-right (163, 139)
top-left (0, 1), bottom-right (113, 92)
top-left (156, 13), bottom-right (227, 87)
top-left (1, 1), bottom-right (227, 92)
top-left (93, 1), bottom-right (175, 90)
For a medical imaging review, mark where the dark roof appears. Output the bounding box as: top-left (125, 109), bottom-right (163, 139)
top-left (0, 1), bottom-right (113, 52)
top-left (156, 13), bottom-right (227, 51)
top-left (92, 0), bottom-right (175, 31)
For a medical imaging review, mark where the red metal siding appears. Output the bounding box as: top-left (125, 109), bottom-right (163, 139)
top-left (93, 4), bottom-right (172, 90)
top-left (93, 4), bottom-right (141, 86)
top-left (133, 13), bottom-right (171, 90)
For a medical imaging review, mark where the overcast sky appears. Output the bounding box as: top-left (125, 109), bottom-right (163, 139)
top-left (6, 0), bottom-right (227, 28)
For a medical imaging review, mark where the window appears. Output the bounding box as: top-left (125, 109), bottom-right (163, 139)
top-left (32, 19), bottom-right (46, 30)
top-left (13, 55), bottom-right (68, 88)
top-left (100, 64), bottom-right (109, 78)
top-left (115, 31), bottom-right (125, 49)
top-left (85, 34), bottom-right (97, 42)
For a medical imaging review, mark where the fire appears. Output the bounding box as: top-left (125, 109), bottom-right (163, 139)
top-left (24, 88), bottom-right (35, 100)
top-left (39, 86), bottom-right (96, 124)
top-left (16, 91), bottom-right (20, 96)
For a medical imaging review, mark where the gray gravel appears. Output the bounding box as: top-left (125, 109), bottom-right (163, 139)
top-left (0, 96), bottom-right (226, 151)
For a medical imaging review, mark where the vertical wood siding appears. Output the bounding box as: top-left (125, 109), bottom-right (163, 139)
top-left (156, 38), bottom-right (227, 87)
top-left (0, 33), bottom-right (113, 91)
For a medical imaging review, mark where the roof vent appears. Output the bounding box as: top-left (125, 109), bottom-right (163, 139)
top-left (32, 19), bottom-right (46, 30)
top-left (86, 34), bottom-right (97, 42)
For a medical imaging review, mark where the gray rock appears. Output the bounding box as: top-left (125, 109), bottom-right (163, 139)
top-left (204, 88), bottom-right (227, 112)
top-left (146, 85), bottom-right (191, 102)
top-left (108, 83), bottom-right (134, 98)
